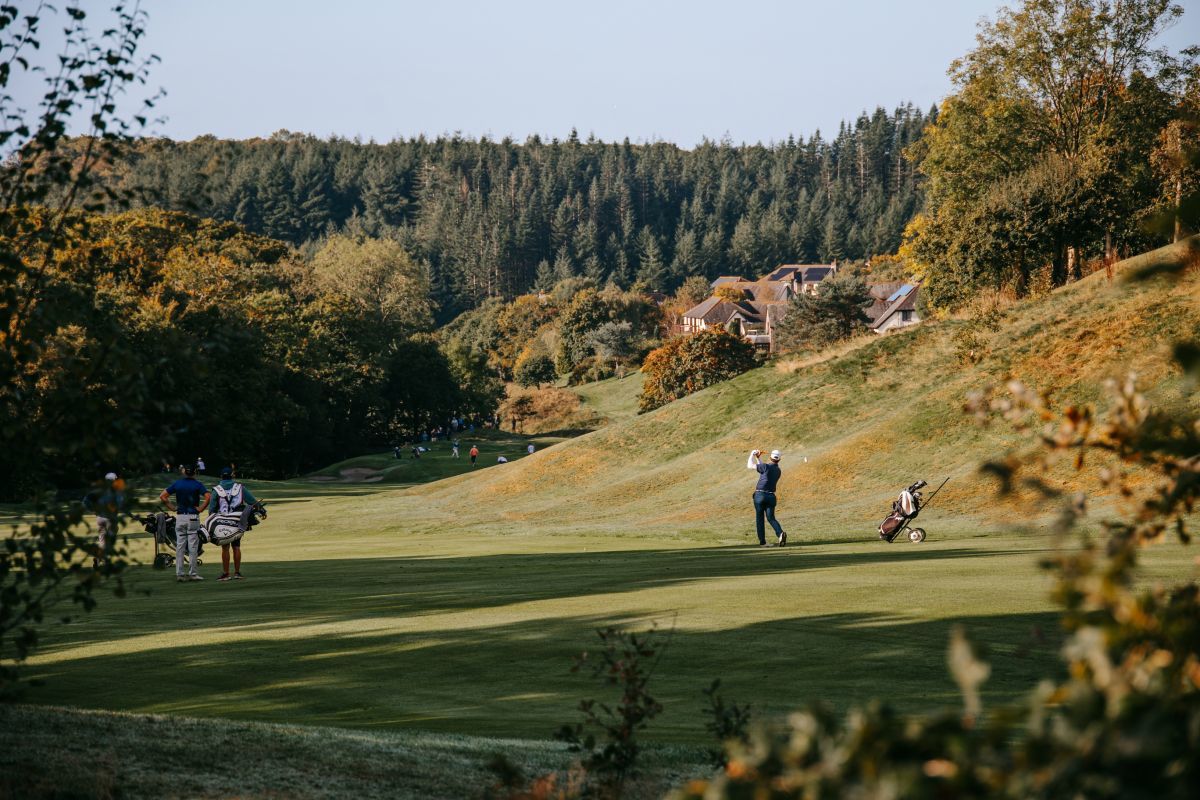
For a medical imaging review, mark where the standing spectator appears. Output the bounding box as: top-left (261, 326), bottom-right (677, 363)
top-left (196, 456), bottom-right (206, 473)
top-left (452, 439), bottom-right (460, 458)
top-left (469, 445), bottom-right (479, 466)
top-left (83, 471), bottom-right (126, 567)
top-left (393, 445), bottom-right (402, 460)
top-left (208, 467), bottom-right (258, 582)
top-left (160, 466), bottom-right (210, 582)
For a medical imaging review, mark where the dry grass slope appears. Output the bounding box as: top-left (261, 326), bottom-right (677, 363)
top-left (372, 238), bottom-right (1199, 540)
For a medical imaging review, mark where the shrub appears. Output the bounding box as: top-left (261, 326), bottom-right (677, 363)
top-left (556, 626), bottom-right (668, 799)
top-left (773, 272), bottom-right (874, 351)
top-left (514, 353), bottom-right (557, 388)
top-left (701, 680), bottom-right (752, 768)
top-left (638, 326), bottom-right (757, 412)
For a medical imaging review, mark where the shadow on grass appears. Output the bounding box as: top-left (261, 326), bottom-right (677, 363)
top-left (40, 543), bottom-right (1049, 646)
top-left (22, 542), bottom-right (1064, 741)
top-left (24, 605), bottom-right (1063, 742)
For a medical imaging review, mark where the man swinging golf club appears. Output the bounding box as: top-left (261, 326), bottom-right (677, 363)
top-left (747, 448), bottom-right (787, 547)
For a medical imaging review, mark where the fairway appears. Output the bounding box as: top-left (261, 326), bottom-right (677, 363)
top-left (20, 474), bottom-right (1195, 742)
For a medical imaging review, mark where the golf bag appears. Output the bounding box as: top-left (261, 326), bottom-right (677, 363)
top-left (878, 480), bottom-right (929, 544)
top-left (201, 500), bottom-right (267, 546)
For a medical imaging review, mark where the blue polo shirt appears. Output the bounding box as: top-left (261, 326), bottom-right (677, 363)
top-left (755, 463), bottom-right (781, 493)
top-left (166, 477), bottom-right (207, 514)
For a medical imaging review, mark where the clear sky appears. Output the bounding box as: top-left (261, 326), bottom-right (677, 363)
top-left (14, 0), bottom-right (1200, 147)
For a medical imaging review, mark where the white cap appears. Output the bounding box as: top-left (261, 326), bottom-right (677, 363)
top-left (770, 450), bottom-right (782, 461)
top-left (104, 472), bottom-right (118, 481)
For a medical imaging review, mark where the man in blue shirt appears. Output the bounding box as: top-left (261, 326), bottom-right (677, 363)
top-left (208, 466), bottom-right (258, 582)
top-left (747, 449), bottom-right (787, 547)
top-left (160, 466), bottom-right (210, 582)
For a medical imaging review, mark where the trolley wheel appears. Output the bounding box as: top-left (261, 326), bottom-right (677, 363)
top-left (152, 553), bottom-right (171, 569)
top-left (909, 528), bottom-right (926, 543)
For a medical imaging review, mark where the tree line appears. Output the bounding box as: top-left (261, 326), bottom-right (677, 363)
top-left (77, 106), bottom-right (931, 319)
top-left (1, 208), bottom-right (500, 498)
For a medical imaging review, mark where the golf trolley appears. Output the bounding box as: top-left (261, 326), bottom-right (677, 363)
top-left (138, 512), bottom-right (201, 569)
top-left (878, 477), bottom-right (949, 544)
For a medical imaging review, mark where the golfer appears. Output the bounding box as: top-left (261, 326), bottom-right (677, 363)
top-left (161, 466), bottom-right (210, 582)
top-left (469, 445), bottom-right (479, 466)
top-left (84, 471), bottom-right (126, 567)
top-left (747, 449), bottom-right (787, 547)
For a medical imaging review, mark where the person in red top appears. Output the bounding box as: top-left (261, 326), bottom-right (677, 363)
top-left (469, 445), bottom-right (479, 466)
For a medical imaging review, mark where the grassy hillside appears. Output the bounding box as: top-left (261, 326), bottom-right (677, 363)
top-left (8, 242), bottom-right (1198, 795)
top-left (571, 372), bottom-right (644, 423)
top-left (376, 246), bottom-right (1199, 540)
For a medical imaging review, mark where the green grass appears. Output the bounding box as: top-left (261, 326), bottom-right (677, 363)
top-left (571, 372), bottom-right (644, 423)
top-left (306, 429), bottom-right (570, 484)
top-left (5, 242), bottom-right (1200, 795)
top-left (0, 704), bottom-right (706, 799)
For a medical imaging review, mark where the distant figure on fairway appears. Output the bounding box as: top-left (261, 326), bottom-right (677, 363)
top-left (469, 445), bottom-right (479, 466)
top-left (83, 471), bottom-right (126, 567)
top-left (452, 439), bottom-right (460, 458)
top-left (747, 449), bottom-right (787, 547)
top-left (196, 456), bottom-right (206, 473)
top-left (526, 443), bottom-right (535, 456)
top-left (497, 455), bottom-right (508, 464)
top-left (210, 466), bottom-right (258, 582)
top-left (161, 466), bottom-right (210, 581)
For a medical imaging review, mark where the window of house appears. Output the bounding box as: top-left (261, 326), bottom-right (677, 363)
top-left (900, 310), bottom-right (913, 322)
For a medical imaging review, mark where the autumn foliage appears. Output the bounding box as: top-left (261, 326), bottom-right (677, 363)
top-left (638, 326), bottom-right (757, 412)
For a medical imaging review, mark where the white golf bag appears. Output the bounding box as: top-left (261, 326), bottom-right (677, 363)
top-left (202, 483), bottom-right (262, 546)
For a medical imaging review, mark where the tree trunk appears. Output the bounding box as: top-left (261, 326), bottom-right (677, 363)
top-left (1175, 176), bottom-right (1184, 243)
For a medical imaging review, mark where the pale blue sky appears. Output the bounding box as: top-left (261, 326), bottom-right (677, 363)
top-left (14, 0), bottom-right (1200, 146)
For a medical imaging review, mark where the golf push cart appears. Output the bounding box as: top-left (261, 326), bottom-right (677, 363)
top-left (878, 477), bottom-right (948, 544)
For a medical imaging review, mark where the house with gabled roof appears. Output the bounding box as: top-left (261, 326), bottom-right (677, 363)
top-left (868, 282), bottom-right (922, 333)
top-left (763, 262), bottom-right (838, 294)
top-left (681, 262), bottom-right (922, 350)
top-left (683, 264), bottom-right (837, 351)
